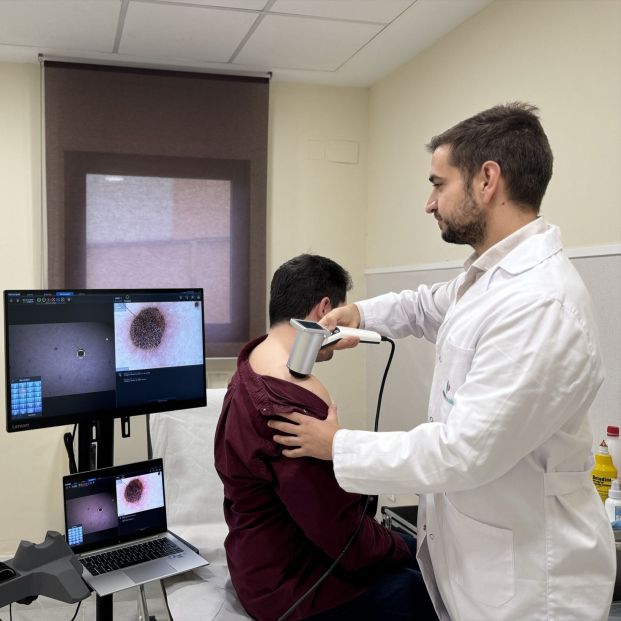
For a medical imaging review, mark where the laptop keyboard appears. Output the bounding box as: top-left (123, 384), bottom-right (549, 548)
top-left (82, 537), bottom-right (183, 576)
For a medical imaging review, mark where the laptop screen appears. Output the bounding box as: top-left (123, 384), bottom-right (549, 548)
top-left (63, 458), bottom-right (167, 554)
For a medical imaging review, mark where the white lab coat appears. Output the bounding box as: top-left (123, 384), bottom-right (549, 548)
top-left (333, 224), bottom-right (616, 621)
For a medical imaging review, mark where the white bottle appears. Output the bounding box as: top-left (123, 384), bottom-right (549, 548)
top-left (607, 425), bottom-right (621, 474)
top-left (605, 478), bottom-right (621, 524)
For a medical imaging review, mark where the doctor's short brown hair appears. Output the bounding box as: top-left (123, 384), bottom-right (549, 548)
top-left (426, 102), bottom-right (554, 213)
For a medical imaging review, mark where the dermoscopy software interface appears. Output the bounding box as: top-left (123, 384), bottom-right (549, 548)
top-left (5, 290), bottom-right (205, 429)
top-left (64, 461), bottom-right (166, 550)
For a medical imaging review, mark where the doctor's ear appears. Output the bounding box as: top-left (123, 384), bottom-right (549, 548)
top-left (479, 161), bottom-right (501, 200)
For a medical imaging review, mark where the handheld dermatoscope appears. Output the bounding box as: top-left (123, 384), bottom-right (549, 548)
top-left (286, 318), bottom-right (382, 377)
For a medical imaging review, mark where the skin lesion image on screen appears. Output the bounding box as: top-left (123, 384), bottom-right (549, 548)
top-left (8, 322), bottom-right (116, 398)
top-left (116, 472), bottom-right (165, 517)
top-left (114, 301), bottom-right (203, 372)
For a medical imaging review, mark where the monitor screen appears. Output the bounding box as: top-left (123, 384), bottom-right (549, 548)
top-left (4, 289), bottom-right (206, 432)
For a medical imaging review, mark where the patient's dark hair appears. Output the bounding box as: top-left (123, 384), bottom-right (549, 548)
top-left (269, 254), bottom-right (352, 326)
top-left (426, 102), bottom-right (553, 213)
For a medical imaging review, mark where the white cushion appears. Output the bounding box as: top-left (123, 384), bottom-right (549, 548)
top-left (150, 388), bottom-right (250, 619)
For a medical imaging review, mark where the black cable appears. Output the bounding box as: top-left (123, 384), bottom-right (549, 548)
top-left (374, 337), bottom-right (395, 433)
top-left (277, 495), bottom-right (371, 621)
top-left (277, 336), bottom-right (396, 621)
top-left (146, 413), bottom-right (153, 460)
top-left (63, 423), bottom-right (78, 474)
top-left (160, 578), bottom-right (174, 620)
top-left (68, 600), bottom-right (82, 621)
top-left (5, 593), bottom-right (82, 620)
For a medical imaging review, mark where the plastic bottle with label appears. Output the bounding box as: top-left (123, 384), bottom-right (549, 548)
top-left (606, 425), bottom-right (621, 473)
top-left (592, 440), bottom-right (617, 502)
top-left (605, 479), bottom-right (621, 526)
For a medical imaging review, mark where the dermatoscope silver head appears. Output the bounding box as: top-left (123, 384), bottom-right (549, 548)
top-left (287, 318), bottom-right (329, 378)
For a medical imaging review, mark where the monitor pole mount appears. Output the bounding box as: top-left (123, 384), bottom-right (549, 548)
top-left (77, 417), bottom-right (114, 621)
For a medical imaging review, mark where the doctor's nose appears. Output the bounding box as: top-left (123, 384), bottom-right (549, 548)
top-left (425, 198), bottom-right (437, 214)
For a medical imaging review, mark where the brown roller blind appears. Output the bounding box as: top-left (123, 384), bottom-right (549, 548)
top-left (44, 62), bottom-right (269, 358)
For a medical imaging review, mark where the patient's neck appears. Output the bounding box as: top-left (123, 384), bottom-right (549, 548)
top-left (248, 323), bottom-right (295, 379)
top-left (249, 322), bottom-right (332, 405)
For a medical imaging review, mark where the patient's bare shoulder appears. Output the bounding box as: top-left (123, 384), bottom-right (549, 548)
top-left (288, 373), bottom-right (331, 406)
top-left (249, 338), bottom-right (331, 406)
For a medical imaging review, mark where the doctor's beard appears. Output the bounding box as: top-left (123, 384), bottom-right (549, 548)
top-left (441, 190), bottom-right (487, 247)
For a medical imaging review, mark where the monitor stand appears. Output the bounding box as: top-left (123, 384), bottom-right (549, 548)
top-left (78, 418), bottom-right (114, 621)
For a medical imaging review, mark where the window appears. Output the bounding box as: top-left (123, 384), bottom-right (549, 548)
top-left (44, 62), bottom-right (269, 357)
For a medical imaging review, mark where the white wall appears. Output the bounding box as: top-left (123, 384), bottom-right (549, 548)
top-left (367, 0), bottom-right (621, 268)
top-left (268, 82), bottom-right (369, 428)
top-left (0, 62), bottom-right (56, 557)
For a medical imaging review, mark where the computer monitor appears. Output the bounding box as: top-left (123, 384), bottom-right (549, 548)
top-left (4, 289), bottom-right (207, 434)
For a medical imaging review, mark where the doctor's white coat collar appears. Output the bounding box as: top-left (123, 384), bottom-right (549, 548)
top-left (463, 216), bottom-right (549, 273)
top-left (458, 218), bottom-right (563, 298)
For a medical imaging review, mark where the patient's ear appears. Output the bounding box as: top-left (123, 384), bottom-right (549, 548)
top-left (316, 296), bottom-right (332, 319)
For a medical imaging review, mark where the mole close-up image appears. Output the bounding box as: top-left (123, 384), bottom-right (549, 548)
top-left (129, 307), bottom-right (166, 350)
top-left (114, 301), bottom-right (204, 371)
top-left (124, 477), bottom-right (144, 503)
top-left (116, 472), bottom-right (165, 517)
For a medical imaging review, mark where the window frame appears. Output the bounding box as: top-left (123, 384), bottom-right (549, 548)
top-left (62, 151), bottom-right (252, 354)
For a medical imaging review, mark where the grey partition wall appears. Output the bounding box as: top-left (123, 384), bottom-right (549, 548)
top-left (365, 251), bottom-right (621, 449)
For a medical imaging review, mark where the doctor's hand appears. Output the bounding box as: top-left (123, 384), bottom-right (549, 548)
top-left (315, 333), bottom-right (360, 362)
top-left (315, 303), bottom-right (362, 361)
top-left (269, 404), bottom-right (341, 460)
top-left (320, 303), bottom-right (361, 333)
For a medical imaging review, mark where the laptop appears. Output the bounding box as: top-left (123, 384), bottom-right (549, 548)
top-left (62, 458), bottom-right (208, 596)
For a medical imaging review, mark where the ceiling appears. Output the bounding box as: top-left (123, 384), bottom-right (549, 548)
top-left (0, 0), bottom-right (493, 86)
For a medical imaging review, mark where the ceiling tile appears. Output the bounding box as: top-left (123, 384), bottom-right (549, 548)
top-left (0, 0), bottom-right (495, 86)
top-left (0, 0), bottom-right (120, 52)
top-left (163, 0), bottom-right (268, 9)
top-left (235, 13), bottom-right (381, 71)
top-left (271, 0), bottom-right (414, 23)
top-left (120, 2), bottom-right (258, 62)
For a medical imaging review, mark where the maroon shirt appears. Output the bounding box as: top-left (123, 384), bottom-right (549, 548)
top-left (214, 336), bottom-right (412, 620)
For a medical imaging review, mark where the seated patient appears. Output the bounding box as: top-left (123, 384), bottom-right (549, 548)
top-left (214, 254), bottom-right (437, 621)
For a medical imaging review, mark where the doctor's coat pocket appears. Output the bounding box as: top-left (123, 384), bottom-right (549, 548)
top-left (432, 340), bottom-right (475, 421)
top-left (442, 495), bottom-right (515, 607)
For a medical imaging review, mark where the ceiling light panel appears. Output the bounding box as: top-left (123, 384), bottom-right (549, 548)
top-left (0, 0), bottom-right (120, 52)
top-left (236, 14), bottom-right (381, 71)
top-left (120, 2), bottom-right (258, 62)
top-left (270, 0), bottom-right (414, 23)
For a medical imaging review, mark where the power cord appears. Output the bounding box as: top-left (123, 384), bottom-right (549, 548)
top-left (69, 600), bottom-right (81, 620)
top-left (146, 413), bottom-right (153, 460)
top-left (7, 579), bottom-right (82, 621)
top-left (63, 423), bottom-right (78, 474)
top-left (277, 336), bottom-right (396, 621)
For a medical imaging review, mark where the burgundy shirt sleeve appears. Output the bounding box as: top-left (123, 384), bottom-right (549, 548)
top-left (270, 435), bottom-right (410, 570)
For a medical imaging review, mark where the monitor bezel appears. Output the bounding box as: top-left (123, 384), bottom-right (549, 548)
top-left (4, 288), bottom-right (207, 433)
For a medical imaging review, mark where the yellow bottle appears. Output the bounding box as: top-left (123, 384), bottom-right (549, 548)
top-left (592, 440), bottom-right (618, 502)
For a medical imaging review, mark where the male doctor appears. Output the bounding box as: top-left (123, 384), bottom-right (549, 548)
top-left (269, 103), bottom-right (616, 621)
